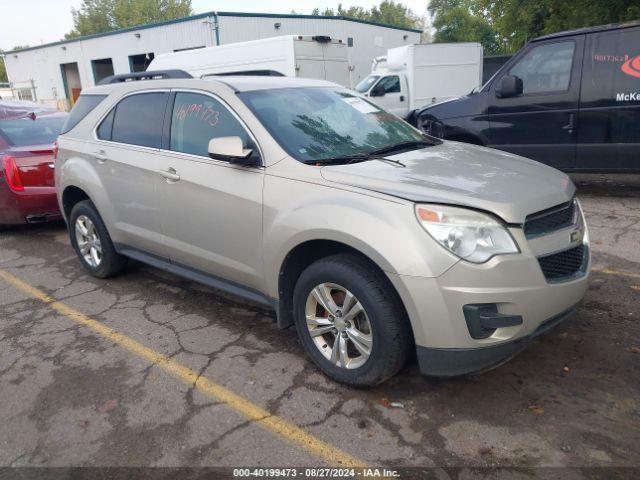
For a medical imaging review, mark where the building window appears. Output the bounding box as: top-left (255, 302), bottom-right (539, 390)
top-left (91, 58), bottom-right (114, 84)
top-left (129, 53), bottom-right (155, 72)
top-left (347, 37), bottom-right (354, 47)
top-left (16, 88), bottom-right (34, 102)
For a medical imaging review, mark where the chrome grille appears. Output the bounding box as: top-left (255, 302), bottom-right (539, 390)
top-left (537, 245), bottom-right (586, 281)
top-left (524, 200), bottom-right (576, 238)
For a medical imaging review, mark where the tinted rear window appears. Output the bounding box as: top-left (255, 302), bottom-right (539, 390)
top-left (61, 95), bottom-right (106, 134)
top-left (111, 92), bottom-right (167, 148)
top-left (0, 116), bottom-right (66, 147)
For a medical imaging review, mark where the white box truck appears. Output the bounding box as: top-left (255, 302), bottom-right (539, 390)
top-left (355, 42), bottom-right (483, 120)
top-left (148, 35), bottom-right (352, 87)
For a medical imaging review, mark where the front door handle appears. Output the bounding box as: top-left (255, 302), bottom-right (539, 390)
top-left (562, 113), bottom-right (575, 134)
top-left (158, 167), bottom-right (180, 182)
top-left (93, 150), bottom-right (108, 162)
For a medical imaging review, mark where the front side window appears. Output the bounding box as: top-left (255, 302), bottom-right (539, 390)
top-left (376, 76), bottom-right (401, 94)
top-left (111, 92), bottom-right (167, 148)
top-left (239, 87), bottom-right (425, 162)
top-left (169, 92), bottom-right (251, 158)
top-left (509, 41), bottom-right (575, 94)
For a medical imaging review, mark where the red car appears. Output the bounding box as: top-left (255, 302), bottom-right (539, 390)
top-left (0, 101), bottom-right (67, 226)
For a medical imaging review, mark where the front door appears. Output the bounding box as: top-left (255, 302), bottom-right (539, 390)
top-left (488, 37), bottom-right (584, 169)
top-left (156, 91), bottom-right (265, 291)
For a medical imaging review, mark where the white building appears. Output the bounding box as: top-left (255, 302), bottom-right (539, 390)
top-left (3, 11), bottom-right (421, 110)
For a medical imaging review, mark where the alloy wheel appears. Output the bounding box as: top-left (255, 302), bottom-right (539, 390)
top-left (305, 282), bottom-right (373, 369)
top-left (75, 215), bottom-right (102, 268)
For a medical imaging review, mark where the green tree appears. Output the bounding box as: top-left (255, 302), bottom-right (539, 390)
top-left (65, 0), bottom-right (192, 39)
top-left (429, 0), bottom-right (502, 54)
top-left (430, 0), bottom-right (640, 54)
top-left (369, 0), bottom-right (421, 29)
top-left (0, 58), bottom-right (7, 83)
top-left (311, 1), bottom-right (421, 30)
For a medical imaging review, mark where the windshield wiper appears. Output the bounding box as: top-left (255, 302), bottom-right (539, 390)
top-left (303, 153), bottom-right (406, 167)
top-left (368, 140), bottom-right (434, 156)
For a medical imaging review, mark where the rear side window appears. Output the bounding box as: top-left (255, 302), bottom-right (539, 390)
top-left (61, 94), bottom-right (106, 134)
top-left (96, 109), bottom-right (115, 140)
top-left (111, 92), bottom-right (167, 148)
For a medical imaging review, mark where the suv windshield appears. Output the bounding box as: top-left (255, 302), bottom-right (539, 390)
top-left (239, 87), bottom-right (427, 163)
top-left (354, 75), bottom-right (379, 93)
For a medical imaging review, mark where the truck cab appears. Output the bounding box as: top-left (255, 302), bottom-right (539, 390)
top-left (356, 43), bottom-right (483, 121)
top-left (355, 71), bottom-right (410, 118)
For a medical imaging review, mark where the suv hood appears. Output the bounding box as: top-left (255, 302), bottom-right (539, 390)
top-left (320, 142), bottom-right (575, 224)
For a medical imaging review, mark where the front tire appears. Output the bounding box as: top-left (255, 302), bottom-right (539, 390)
top-left (69, 200), bottom-right (127, 278)
top-left (293, 254), bottom-right (412, 387)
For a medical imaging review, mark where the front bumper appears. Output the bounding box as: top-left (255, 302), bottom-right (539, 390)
top-left (416, 306), bottom-right (577, 376)
top-left (387, 226), bottom-right (590, 376)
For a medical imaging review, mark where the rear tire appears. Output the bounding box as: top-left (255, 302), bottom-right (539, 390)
top-left (293, 253), bottom-right (412, 387)
top-left (69, 200), bottom-right (127, 278)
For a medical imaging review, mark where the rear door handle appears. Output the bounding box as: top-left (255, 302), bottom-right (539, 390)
top-left (562, 113), bottom-right (575, 134)
top-left (158, 167), bottom-right (180, 182)
top-left (93, 150), bottom-right (108, 162)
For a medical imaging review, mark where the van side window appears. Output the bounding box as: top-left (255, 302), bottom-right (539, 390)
top-left (509, 41), bottom-right (575, 94)
top-left (169, 92), bottom-right (251, 158)
top-left (377, 76), bottom-right (401, 94)
top-left (111, 92), bottom-right (167, 148)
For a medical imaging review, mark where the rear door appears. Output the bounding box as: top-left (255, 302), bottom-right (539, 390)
top-left (577, 26), bottom-right (640, 170)
top-left (155, 90), bottom-right (265, 291)
top-left (295, 39), bottom-right (328, 81)
top-left (91, 91), bottom-right (168, 256)
top-left (488, 36), bottom-right (584, 169)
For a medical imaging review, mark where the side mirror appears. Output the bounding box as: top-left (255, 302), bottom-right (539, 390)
top-left (370, 84), bottom-right (385, 97)
top-left (208, 136), bottom-right (259, 166)
top-left (496, 75), bottom-right (523, 98)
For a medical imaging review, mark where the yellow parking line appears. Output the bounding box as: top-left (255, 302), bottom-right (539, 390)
top-left (0, 268), bottom-right (366, 468)
top-left (591, 267), bottom-right (640, 280)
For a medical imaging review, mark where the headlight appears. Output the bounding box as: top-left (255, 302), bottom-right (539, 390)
top-left (415, 204), bottom-right (519, 263)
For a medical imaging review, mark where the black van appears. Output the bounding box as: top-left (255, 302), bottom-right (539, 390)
top-left (415, 22), bottom-right (640, 171)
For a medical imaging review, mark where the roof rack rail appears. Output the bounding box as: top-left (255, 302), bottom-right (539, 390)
top-left (98, 69), bottom-right (192, 85)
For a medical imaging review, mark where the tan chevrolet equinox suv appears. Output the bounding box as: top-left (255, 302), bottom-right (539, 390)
top-left (55, 71), bottom-right (589, 386)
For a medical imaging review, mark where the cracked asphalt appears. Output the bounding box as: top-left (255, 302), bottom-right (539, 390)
top-left (0, 174), bottom-right (638, 469)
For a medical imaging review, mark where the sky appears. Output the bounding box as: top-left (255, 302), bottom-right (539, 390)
top-left (1, 0), bottom-right (430, 51)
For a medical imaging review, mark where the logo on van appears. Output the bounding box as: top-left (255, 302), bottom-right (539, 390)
top-left (621, 55), bottom-right (640, 78)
